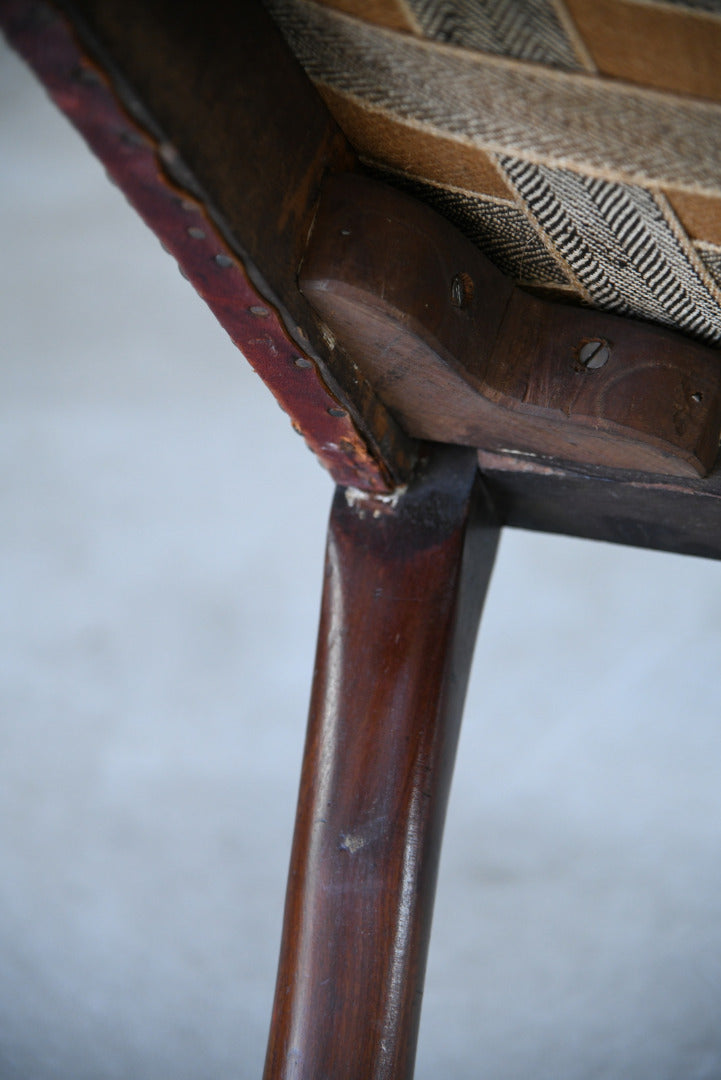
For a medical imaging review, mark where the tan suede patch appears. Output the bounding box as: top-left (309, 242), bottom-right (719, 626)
top-left (272, 0), bottom-right (721, 193)
top-left (564, 0), bottom-right (721, 102)
top-left (664, 189), bottom-right (721, 248)
top-left (312, 0), bottom-right (419, 33)
top-left (318, 84), bottom-right (515, 201)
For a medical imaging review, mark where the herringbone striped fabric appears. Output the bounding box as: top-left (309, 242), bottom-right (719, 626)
top-left (265, 0), bottom-right (721, 345)
top-left (404, 0), bottom-right (587, 68)
top-left (501, 160), bottom-right (721, 342)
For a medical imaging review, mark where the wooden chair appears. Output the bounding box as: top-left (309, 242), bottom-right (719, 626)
top-left (3, 1), bottom-right (721, 1076)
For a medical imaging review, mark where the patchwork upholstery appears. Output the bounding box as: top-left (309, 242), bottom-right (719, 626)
top-left (266, 0), bottom-right (721, 344)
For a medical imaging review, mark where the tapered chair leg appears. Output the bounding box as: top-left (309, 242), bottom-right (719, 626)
top-left (263, 446), bottom-right (500, 1080)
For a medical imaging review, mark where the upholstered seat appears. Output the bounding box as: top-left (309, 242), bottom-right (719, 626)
top-left (267, 0), bottom-right (721, 347)
top-left (3, 1), bottom-right (721, 1076)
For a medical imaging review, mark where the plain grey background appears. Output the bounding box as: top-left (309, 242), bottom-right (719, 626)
top-left (2, 35), bottom-right (721, 1080)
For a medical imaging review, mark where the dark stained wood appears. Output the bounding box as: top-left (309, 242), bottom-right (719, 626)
top-left (301, 174), bottom-right (721, 479)
top-left (264, 446), bottom-right (499, 1080)
top-left (9, 0), bottom-right (721, 485)
top-left (0, 0), bottom-right (417, 490)
top-left (479, 448), bottom-right (721, 560)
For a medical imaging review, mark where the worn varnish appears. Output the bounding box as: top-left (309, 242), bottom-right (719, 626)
top-left (264, 447), bottom-right (499, 1080)
top-left (479, 448), bottom-right (721, 561)
top-left (301, 174), bottom-right (721, 478)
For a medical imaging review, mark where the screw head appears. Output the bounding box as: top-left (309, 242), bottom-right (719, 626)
top-left (577, 339), bottom-right (610, 370)
top-left (451, 272), bottom-right (474, 310)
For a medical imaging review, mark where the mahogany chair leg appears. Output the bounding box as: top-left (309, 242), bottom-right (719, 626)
top-left (263, 446), bottom-right (500, 1080)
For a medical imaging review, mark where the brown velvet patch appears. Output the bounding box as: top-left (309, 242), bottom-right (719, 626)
top-left (564, 0), bottom-right (721, 101)
top-left (318, 84), bottom-right (515, 200)
top-left (664, 189), bottom-right (721, 247)
top-left (312, 0), bottom-right (419, 33)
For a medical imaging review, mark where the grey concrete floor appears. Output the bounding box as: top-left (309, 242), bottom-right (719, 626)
top-left (2, 36), bottom-right (721, 1080)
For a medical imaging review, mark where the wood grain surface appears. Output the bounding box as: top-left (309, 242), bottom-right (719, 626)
top-left (263, 446), bottom-right (499, 1080)
top-left (301, 174), bottom-right (721, 478)
top-left (478, 448), bottom-right (721, 561)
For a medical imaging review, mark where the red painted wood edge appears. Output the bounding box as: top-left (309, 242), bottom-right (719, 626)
top-left (0, 0), bottom-right (393, 492)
